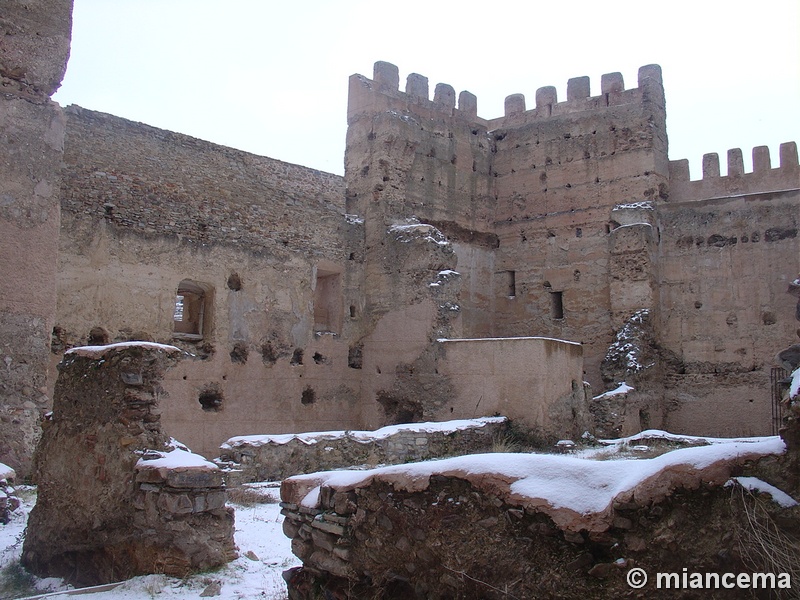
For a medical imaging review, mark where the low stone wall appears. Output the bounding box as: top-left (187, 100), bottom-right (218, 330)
top-left (218, 417), bottom-right (507, 483)
top-left (21, 342), bottom-right (236, 586)
top-left (280, 432), bottom-right (797, 599)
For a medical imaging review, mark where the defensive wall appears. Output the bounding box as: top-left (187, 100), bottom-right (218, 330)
top-left (0, 0), bottom-right (73, 475)
top-left (1, 5), bottom-right (798, 472)
top-left (52, 101), bottom-right (589, 459)
top-left (344, 61), bottom-right (799, 438)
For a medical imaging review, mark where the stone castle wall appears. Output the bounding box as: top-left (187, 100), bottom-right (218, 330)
top-left (3, 39), bottom-right (794, 467)
top-left (54, 107), bottom-right (365, 457)
top-left (656, 147), bottom-right (799, 436)
top-left (0, 0), bottom-right (73, 475)
top-left (343, 61), bottom-right (799, 437)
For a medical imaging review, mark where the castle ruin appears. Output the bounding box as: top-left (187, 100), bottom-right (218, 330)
top-left (1, 1), bottom-right (799, 475)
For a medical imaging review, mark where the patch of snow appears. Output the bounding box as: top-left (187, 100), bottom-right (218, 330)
top-left (387, 109), bottom-right (418, 125)
top-left (604, 309), bottom-right (651, 374)
top-left (0, 462), bottom-right (14, 482)
top-left (593, 382), bottom-right (634, 400)
top-left (344, 213), bottom-right (364, 225)
top-left (222, 417), bottom-right (507, 449)
top-left (612, 201), bottom-right (654, 211)
top-left (136, 447), bottom-right (218, 471)
top-left (726, 476), bottom-right (798, 508)
top-left (790, 367), bottom-right (800, 399)
top-left (613, 222), bottom-right (653, 230)
top-left (429, 269), bottom-right (460, 288)
top-left (388, 219), bottom-right (450, 246)
top-left (597, 429), bottom-right (778, 447)
top-left (65, 341), bottom-right (181, 358)
top-left (437, 336), bottom-right (581, 347)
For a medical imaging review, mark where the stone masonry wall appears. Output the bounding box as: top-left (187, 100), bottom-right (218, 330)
top-left (0, 0), bottom-right (72, 477)
top-left (22, 343), bottom-right (236, 586)
top-left (280, 434), bottom-right (798, 599)
top-left (218, 417), bottom-right (507, 483)
top-left (61, 105), bottom-right (347, 252)
top-left (54, 106), bottom-right (366, 457)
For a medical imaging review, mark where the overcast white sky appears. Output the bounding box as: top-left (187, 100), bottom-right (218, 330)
top-left (54, 0), bottom-right (799, 178)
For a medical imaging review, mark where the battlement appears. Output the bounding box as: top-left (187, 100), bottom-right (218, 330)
top-left (348, 61), bottom-right (664, 129)
top-left (490, 64), bottom-right (663, 129)
top-left (348, 61), bottom-right (481, 126)
top-left (668, 142), bottom-right (800, 203)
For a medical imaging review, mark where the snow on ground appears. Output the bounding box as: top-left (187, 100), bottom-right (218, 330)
top-left (1, 430), bottom-right (795, 598)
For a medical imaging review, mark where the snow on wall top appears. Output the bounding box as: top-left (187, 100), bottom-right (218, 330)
top-left (222, 417), bottom-right (507, 449)
top-left (65, 341), bottom-right (182, 359)
top-left (437, 336), bottom-right (581, 346)
top-left (282, 432), bottom-right (787, 533)
top-left (136, 447), bottom-right (219, 471)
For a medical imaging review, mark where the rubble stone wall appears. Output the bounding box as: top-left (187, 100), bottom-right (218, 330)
top-left (280, 427), bottom-right (799, 600)
top-left (218, 417), bottom-right (507, 483)
top-left (21, 343), bottom-right (236, 586)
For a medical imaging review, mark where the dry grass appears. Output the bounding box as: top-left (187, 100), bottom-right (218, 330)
top-left (732, 483), bottom-right (800, 600)
top-left (226, 485), bottom-right (279, 507)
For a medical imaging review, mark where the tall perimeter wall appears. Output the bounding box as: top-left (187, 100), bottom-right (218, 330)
top-left (0, 0), bottom-right (73, 474)
top-left (21, 57), bottom-right (798, 465)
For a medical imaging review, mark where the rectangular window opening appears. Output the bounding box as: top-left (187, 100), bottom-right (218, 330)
top-left (173, 279), bottom-right (213, 340)
top-left (551, 291), bottom-right (564, 319)
top-left (314, 269), bottom-right (342, 334)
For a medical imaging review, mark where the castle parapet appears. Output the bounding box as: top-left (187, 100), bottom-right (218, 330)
top-left (487, 64), bottom-right (663, 129)
top-left (347, 61), bottom-right (484, 126)
top-left (348, 61), bottom-right (665, 130)
top-left (669, 142), bottom-right (800, 203)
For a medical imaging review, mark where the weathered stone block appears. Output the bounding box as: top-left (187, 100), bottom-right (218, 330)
top-left (165, 468), bottom-right (224, 489)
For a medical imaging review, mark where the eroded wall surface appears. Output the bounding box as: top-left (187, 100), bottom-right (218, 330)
top-left (0, 0), bottom-right (72, 475)
top-left (55, 107), bottom-right (364, 457)
top-left (48, 56), bottom-right (799, 447)
top-left (657, 149), bottom-right (800, 435)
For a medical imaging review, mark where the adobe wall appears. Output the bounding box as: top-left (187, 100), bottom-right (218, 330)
top-left (436, 337), bottom-right (590, 441)
top-left (54, 106), bottom-right (365, 457)
top-left (655, 145), bottom-right (800, 436)
top-left (0, 0), bottom-right (72, 476)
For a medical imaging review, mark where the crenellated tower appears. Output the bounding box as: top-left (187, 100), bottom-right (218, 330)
top-left (345, 61), bottom-right (670, 388)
